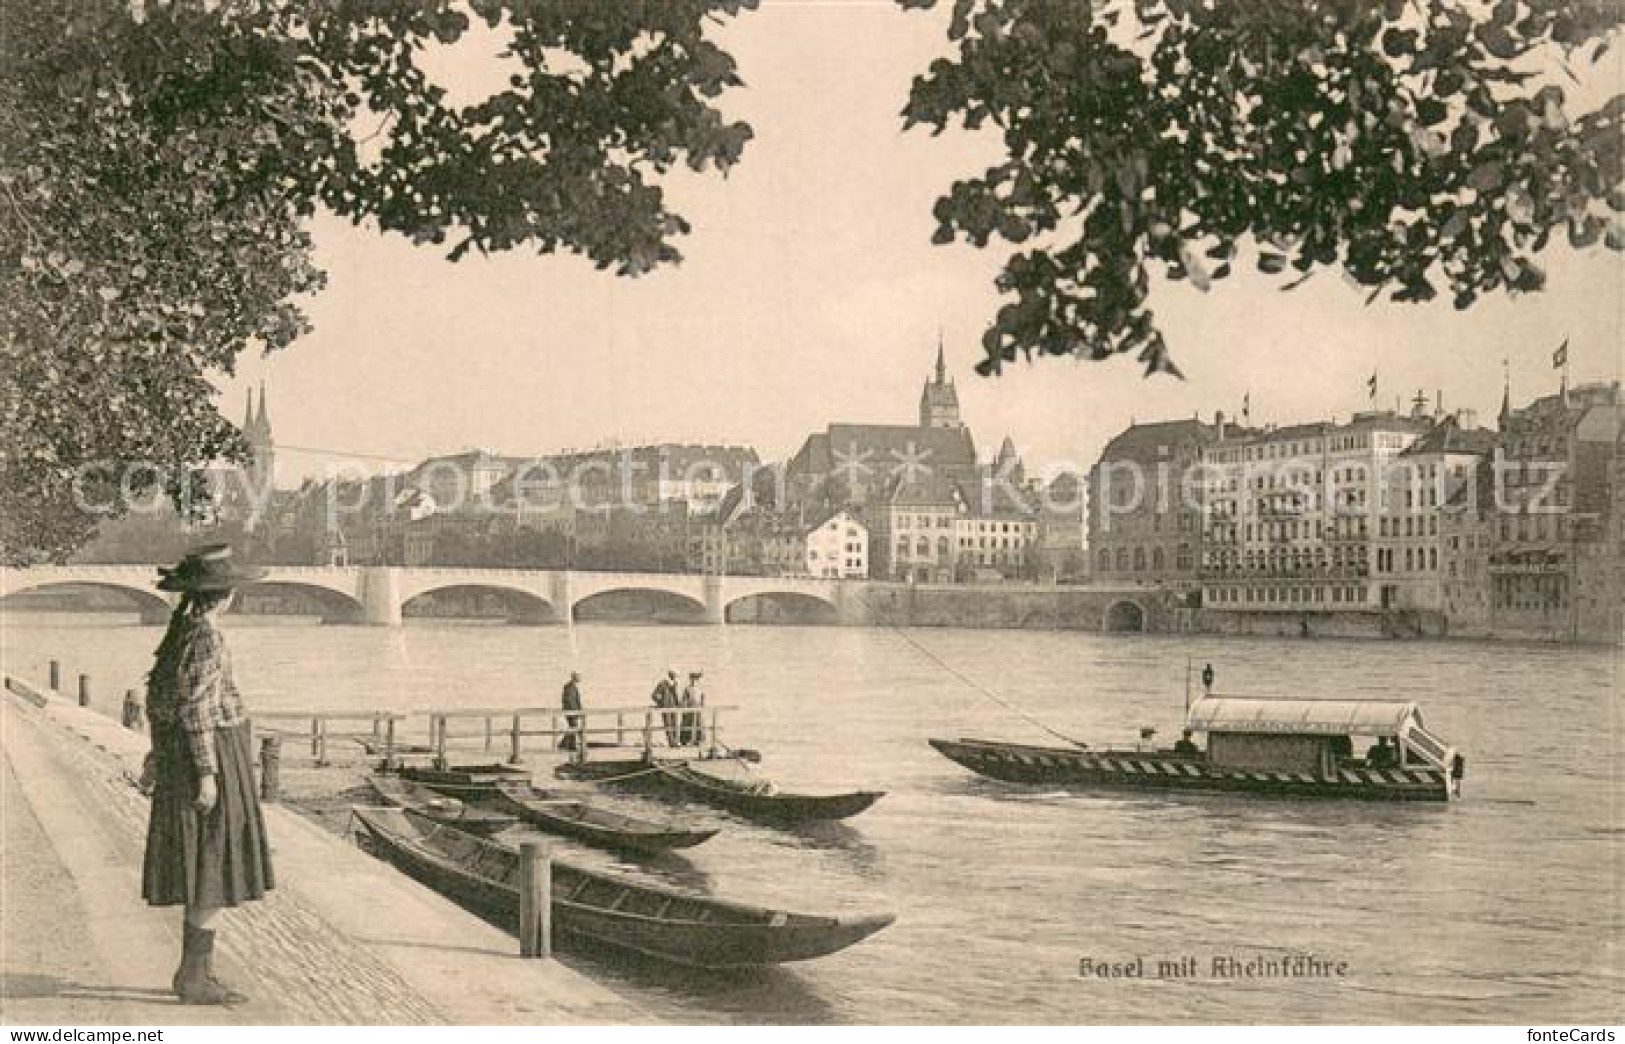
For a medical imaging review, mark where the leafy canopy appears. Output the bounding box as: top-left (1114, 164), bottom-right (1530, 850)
top-left (1, 0), bottom-right (756, 563)
top-left (901, 0), bottom-right (1625, 377)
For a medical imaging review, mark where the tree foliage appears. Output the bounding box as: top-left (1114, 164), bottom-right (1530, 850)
top-left (1, 0), bottom-right (756, 563)
top-left (900, 0), bottom-right (1625, 377)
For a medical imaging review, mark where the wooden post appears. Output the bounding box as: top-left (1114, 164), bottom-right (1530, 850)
top-left (518, 841), bottom-right (552, 959)
top-left (310, 717), bottom-right (321, 758)
top-left (77, 673), bottom-right (91, 708)
top-left (616, 712), bottom-right (625, 747)
top-left (383, 716), bottom-right (398, 770)
top-left (484, 715), bottom-right (493, 752)
top-left (708, 707), bottom-right (721, 758)
top-left (642, 710), bottom-right (654, 758)
top-left (433, 714), bottom-right (446, 767)
top-left (509, 714), bottom-right (522, 764)
top-left (316, 718), bottom-right (329, 766)
top-left (48, 660), bottom-right (61, 693)
top-left (259, 735), bottom-right (282, 801)
top-left (121, 689), bottom-right (143, 730)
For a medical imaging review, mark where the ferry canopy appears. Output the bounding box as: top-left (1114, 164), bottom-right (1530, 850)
top-left (1186, 698), bottom-right (1422, 738)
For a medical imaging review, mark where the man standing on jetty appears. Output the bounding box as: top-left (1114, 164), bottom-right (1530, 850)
top-left (560, 671), bottom-right (585, 753)
top-left (651, 669), bottom-right (681, 747)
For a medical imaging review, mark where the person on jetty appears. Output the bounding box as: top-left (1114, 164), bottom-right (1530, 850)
top-left (141, 545), bottom-right (273, 1007)
top-left (681, 671), bottom-right (706, 747)
top-left (560, 672), bottom-right (585, 752)
top-left (1173, 729), bottom-right (1201, 756)
top-left (651, 670), bottom-right (681, 747)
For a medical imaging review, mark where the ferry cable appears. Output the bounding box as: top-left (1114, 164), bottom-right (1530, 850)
top-left (852, 590), bottom-right (1088, 749)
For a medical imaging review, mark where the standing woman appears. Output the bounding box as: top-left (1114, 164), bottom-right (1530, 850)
top-left (142, 545), bottom-right (273, 1006)
top-left (681, 670), bottom-right (706, 748)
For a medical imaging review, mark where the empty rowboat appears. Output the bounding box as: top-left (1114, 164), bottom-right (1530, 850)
top-left (400, 763), bottom-right (532, 802)
top-left (366, 775), bottom-right (519, 837)
top-left (351, 806), bottom-right (894, 967)
top-left (557, 757), bottom-right (884, 823)
top-left (486, 783), bottom-right (718, 853)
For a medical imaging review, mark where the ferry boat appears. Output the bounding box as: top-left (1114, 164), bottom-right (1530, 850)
top-left (930, 697), bottom-right (1463, 802)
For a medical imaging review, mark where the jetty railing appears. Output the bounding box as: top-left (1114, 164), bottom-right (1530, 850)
top-left (254, 711), bottom-right (410, 767)
top-left (425, 704), bottom-right (736, 765)
top-left (9, 658), bottom-right (734, 770)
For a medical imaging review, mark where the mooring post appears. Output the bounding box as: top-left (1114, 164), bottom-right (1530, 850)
top-left (484, 715), bottom-right (493, 752)
top-left (509, 713), bottom-right (522, 764)
top-left (48, 660), bottom-right (61, 693)
top-left (383, 716), bottom-right (398, 770)
top-left (260, 734), bottom-right (282, 801)
top-left (121, 689), bottom-right (143, 730)
top-left (643, 710), bottom-right (654, 758)
top-left (316, 718), bottom-right (329, 766)
top-left (433, 714), bottom-right (447, 768)
top-left (77, 673), bottom-right (91, 708)
top-left (518, 840), bottom-right (552, 959)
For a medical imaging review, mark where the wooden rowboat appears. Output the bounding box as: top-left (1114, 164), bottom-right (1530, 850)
top-left (366, 775), bottom-right (519, 837)
top-left (351, 806), bottom-right (894, 968)
top-left (400, 763), bottom-right (532, 802)
top-left (486, 783), bottom-right (718, 853)
top-left (557, 758), bottom-right (884, 823)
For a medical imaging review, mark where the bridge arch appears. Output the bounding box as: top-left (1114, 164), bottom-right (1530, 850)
top-left (234, 581), bottom-right (366, 624)
top-left (1103, 599), bottom-right (1146, 633)
top-left (571, 587), bottom-right (709, 624)
top-left (0, 581), bottom-right (172, 624)
top-left (401, 583), bottom-right (557, 625)
top-left (725, 591), bottom-right (839, 625)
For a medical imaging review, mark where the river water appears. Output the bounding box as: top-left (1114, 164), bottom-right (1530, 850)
top-left (3, 612), bottom-right (1620, 1023)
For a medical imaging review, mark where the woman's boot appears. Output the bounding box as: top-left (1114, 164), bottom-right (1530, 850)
top-left (174, 924), bottom-right (246, 1005)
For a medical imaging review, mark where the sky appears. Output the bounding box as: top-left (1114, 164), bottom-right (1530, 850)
top-left (222, 1), bottom-right (1625, 487)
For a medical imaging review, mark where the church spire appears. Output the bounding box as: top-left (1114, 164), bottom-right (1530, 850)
top-left (256, 380), bottom-right (271, 432)
top-left (1498, 360), bottom-right (1512, 430)
top-left (242, 388), bottom-right (254, 431)
top-left (920, 338), bottom-right (962, 429)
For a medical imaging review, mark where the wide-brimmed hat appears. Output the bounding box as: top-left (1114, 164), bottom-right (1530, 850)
top-left (156, 544), bottom-right (267, 592)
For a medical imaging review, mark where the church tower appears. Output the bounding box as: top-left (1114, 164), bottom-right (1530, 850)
top-left (243, 382), bottom-right (275, 499)
top-left (919, 336), bottom-right (962, 429)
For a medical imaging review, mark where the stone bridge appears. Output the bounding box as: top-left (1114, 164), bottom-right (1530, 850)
top-left (0, 564), bottom-right (853, 626)
top-left (0, 564), bottom-right (1180, 632)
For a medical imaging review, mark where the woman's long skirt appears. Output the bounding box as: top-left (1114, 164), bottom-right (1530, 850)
top-left (142, 721), bottom-right (274, 908)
